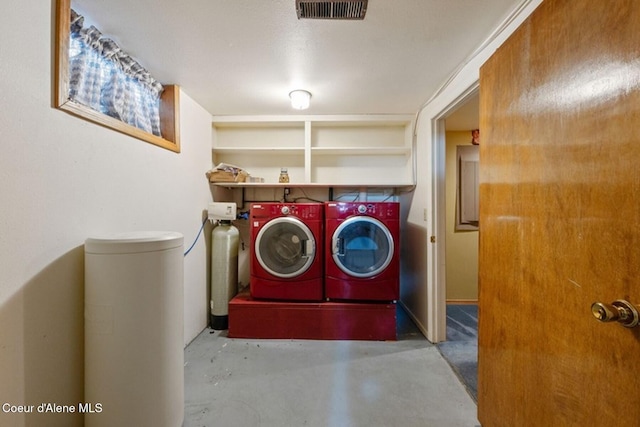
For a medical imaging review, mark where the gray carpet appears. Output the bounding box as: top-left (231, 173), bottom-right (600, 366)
top-left (437, 304), bottom-right (478, 402)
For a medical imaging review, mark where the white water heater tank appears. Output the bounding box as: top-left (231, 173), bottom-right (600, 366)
top-left (84, 231), bottom-right (184, 427)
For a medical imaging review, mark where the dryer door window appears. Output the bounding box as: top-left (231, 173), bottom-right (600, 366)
top-left (331, 216), bottom-right (394, 278)
top-left (255, 217), bottom-right (316, 278)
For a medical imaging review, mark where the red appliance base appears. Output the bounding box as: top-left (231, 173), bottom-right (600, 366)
top-left (324, 276), bottom-right (399, 302)
top-left (228, 292), bottom-right (397, 341)
top-left (250, 276), bottom-right (324, 301)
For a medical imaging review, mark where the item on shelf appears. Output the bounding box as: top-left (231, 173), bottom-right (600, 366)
top-left (206, 163), bottom-right (248, 183)
top-left (278, 167), bottom-right (290, 183)
top-left (248, 176), bottom-right (264, 183)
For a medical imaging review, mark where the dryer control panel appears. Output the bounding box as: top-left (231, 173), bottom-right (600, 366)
top-left (325, 202), bottom-right (399, 220)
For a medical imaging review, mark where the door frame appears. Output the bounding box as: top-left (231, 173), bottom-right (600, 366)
top-left (429, 82), bottom-right (479, 343)
top-left (410, 0), bottom-right (540, 343)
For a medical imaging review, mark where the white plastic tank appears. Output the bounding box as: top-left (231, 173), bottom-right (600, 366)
top-left (210, 220), bottom-right (239, 329)
top-left (84, 231), bottom-right (184, 427)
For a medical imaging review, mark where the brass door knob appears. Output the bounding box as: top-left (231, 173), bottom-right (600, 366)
top-left (591, 300), bottom-right (639, 328)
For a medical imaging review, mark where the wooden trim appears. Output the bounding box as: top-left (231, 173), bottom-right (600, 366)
top-left (54, 0), bottom-right (71, 109)
top-left (58, 97), bottom-right (181, 152)
top-left (54, 0), bottom-right (180, 153)
top-left (159, 85), bottom-right (181, 152)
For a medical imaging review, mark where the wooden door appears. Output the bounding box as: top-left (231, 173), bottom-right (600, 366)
top-left (478, 1), bottom-right (640, 425)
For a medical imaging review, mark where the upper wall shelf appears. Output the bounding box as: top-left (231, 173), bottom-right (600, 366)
top-left (213, 147), bottom-right (305, 154)
top-left (209, 182), bottom-right (415, 189)
top-left (310, 147), bottom-right (411, 156)
top-left (211, 115), bottom-right (416, 188)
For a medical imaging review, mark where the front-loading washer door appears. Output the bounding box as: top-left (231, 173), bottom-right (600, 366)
top-left (255, 217), bottom-right (316, 278)
top-left (331, 216), bottom-right (394, 278)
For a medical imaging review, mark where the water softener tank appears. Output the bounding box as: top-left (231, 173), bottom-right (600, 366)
top-left (84, 231), bottom-right (184, 427)
top-left (211, 220), bottom-right (239, 329)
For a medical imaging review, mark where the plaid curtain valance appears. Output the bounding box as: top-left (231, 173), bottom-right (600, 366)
top-left (68, 9), bottom-right (164, 136)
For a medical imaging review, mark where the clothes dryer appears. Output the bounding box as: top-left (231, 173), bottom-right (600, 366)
top-left (250, 203), bottom-right (323, 301)
top-left (325, 201), bottom-right (399, 301)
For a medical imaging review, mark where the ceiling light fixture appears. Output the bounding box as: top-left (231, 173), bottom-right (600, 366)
top-left (289, 90), bottom-right (312, 110)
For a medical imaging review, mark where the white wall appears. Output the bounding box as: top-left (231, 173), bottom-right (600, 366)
top-left (403, 0), bottom-right (543, 341)
top-left (0, 2), bottom-right (213, 426)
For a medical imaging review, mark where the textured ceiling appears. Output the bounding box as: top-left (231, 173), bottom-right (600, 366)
top-left (72, 0), bottom-right (522, 117)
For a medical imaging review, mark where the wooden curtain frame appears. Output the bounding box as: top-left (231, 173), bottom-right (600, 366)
top-left (54, 0), bottom-right (181, 153)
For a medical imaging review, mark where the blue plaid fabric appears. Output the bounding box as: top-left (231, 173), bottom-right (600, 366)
top-left (68, 10), bottom-right (163, 137)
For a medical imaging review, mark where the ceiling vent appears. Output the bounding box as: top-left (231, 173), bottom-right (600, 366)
top-left (296, 1), bottom-right (368, 20)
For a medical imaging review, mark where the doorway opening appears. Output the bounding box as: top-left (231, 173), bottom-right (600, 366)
top-left (433, 84), bottom-right (479, 401)
top-left (443, 91), bottom-right (480, 305)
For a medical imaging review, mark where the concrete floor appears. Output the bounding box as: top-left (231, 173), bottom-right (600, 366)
top-left (183, 307), bottom-right (480, 427)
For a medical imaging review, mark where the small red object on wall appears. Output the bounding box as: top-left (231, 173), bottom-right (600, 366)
top-left (471, 129), bottom-right (480, 145)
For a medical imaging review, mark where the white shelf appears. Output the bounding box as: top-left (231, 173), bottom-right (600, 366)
top-left (214, 147), bottom-right (304, 154)
top-left (212, 114), bottom-right (411, 124)
top-left (210, 182), bottom-right (415, 189)
top-left (310, 147), bottom-right (411, 156)
top-left (211, 115), bottom-right (415, 187)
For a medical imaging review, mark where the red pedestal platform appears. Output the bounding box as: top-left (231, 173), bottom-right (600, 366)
top-left (228, 292), bottom-right (397, 341)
